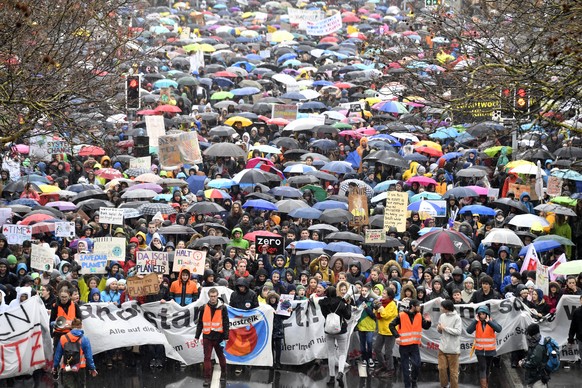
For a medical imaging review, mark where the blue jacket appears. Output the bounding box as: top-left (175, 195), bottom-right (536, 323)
top-left (53, 329), bottom-right (96, 371)
top-left (487, 257), bottom-right (514, 292)
top-left (101, 289), bottom-right (121, 305)
top-left (500, 263), bottom-right (520, 293)
top-left (520, 192), bottom-right (535, 214)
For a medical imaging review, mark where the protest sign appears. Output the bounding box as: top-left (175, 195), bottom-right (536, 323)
top-left (547, 176), bottom-right (563, 196)
top-left (30, 244), bottom-right (54, 271)
top-left (383, 192), bottom-right (408, 232)
top-left (275, 294), bottom-right (294, 316)
top-left (295, 113), bottom-right (326, 125)
top-left (0, 297), bottom-right (53, 378)
top-left (348, 187), bottom-right (368, 227)
top-left (47, 140), bottom-right (67, 154)
top-left (145, 115), bottom-right (166, 147)
top-left (129, 156), bottom-right (151, 169)
top-left (487, 187), bottom-right (499, 199)
top-left (271, 104), bottom-right (298, 121)
top-left (306, 12), bottom-right (342, 36)
top-left (256, 235), bottom-right (284, 255)
top-left (288, 7), bottom-right (325, 29)
top-left (93, 237), bottom-right (126, 262)
top-left (55, 222), bottom-right (75, 238)
top-left (77, 253), bottom-right (108, 274)
top-left (98, 207), bottom-right (124, 225)
top-left (0, 208), bottom-right (11, 225)
top-left (365, 229), bottom-right (385, 244)
top-left (172, 249), bottom-right (206, 275)
top-left (2, 224), bottom-right (32, 244)
top-left (536, 264), bottom-right (549, 295)
top-left (179, 26), bottom-right (190, 40)
top-left (158, 131), bottom-right (203, 170)
top-left (126, 273), bottom-right (160, 297)
top-left (136, 251), bottom-right (170, 274)
top-left (509, 183), bottom-right (538, 201)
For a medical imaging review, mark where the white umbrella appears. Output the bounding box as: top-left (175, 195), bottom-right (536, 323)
top-left (552, 260), bottom-right (582, 276)
top-left (282, 118), bottom-right (317, 132)
top-left (510, 164), bottom-right (546, 175)
top-left (482, 228), bottom-right (524, 247)
top-left (272, 73), bottom-right (297, 85)
top-left (322, 111), bottom-right (346, 120)
top-left (508, 214), bottom-right (550, 228)
top-left (300, 89), bottom-right (320, 100)
top-left (390, 132), bottom-right (419, 142)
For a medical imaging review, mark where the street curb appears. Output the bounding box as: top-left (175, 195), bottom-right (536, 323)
top-left (501, 355), bottom-right (525, 388)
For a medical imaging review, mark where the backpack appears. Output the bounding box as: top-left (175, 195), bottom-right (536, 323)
top-left (62, 333), bottom-right (82, 367)
top-left (543, 337), bottom-right (560, 373)
top-left (324, 303), bottom-right (342, 335)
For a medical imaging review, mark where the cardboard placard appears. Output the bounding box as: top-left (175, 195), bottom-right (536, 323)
top-left (98, 207), bottom-right (124, 225)
top-left (126, 273), bottom-right (160, 297)
top-left (546, 176), bottom-right (562, 197)
top-left (256, 235), bottom-right (284, 255)
top-left (508, 183), bottom-right (538, 201)
top-left (383, 192), bottom-right (408, 232)
top-left (365, 229), bottom-right (385, 244)
top-left (145, 115), bottom-right (166, 147)
top-left (55, 222), bottom-right (76, 238)
top-left (172, 249), bottom-right (206, 275)
top-left (129, 156), bottom-right (151, 170)
top-left (158, 131), bottom-right (202, 170)
top-left (348, 187), bottom-right (369, 227)
top-left (136, 251), bottom-right (170, 274)
top-left (30, 244), bottom-right (54, 271)
top-left (93, 237), bottom-right (126, 262)
top-left (77, 253), bottom-right (108, 274)
top-left (2, 224), bottom-right (32, 244)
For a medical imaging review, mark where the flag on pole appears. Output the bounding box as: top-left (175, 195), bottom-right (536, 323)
top-left (520, 244), bottom-right (540, 273)
top-left (548, 253), bottom-right (568, 281)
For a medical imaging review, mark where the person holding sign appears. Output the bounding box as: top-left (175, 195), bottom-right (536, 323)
top-left (195, 287), bottom-right (228, 387)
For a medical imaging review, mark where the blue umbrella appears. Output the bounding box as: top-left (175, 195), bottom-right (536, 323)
top-left (268, 186), bottom-right (303, 198)
top-left (299, 101), bottom-right (328, 110)
top-left (455, 132), bottom-right (476, 144)
top-left (313, 200), bottom-right (348, 211)
top-left (289, 207), bottom-right (322, 219)
top-left (429, 127), bottom-right (459, 140)
top-left (459, 205), bottom-right (496, 217)
top-left (213, 77), bottom-right (235, 88)
top-left (551, 169), bottom-right (582, 181)
top-left (369, 134), bottom-right (401, 146)
top-left (407, 201), bottom-right (444, 216)
top-left (242, 199), bottom-right (278, 211)
top-left (283, 165), bottom-right (316, 174)
top-left (232, 61), bottom-right (256, 72)
top-left (283, 59), bottom-right (302, 67)
top-left (245, 54), bottom-right (262, 61)
top-left (153, 79), bottom-right (178, 89)
top-left (277, 53), bottom-right (298, 63)
top-left (518, 240), bottom-right (562, 256)
top-left (290, 240), bottom-right (328, 250)
top-left (231, 87), bottom-right (261, 96)
top-left (321, 161), bottom-right (355, 174)
top-left (312, 80), bottom-right (334, 86)
top-left (326, 242), bottom-right (363, 254)
top-left (440, 152), bottom-right (464, 161)
top-left (280, 92), bottom-right (305, 100)
top-left (418, 227), bottom-right (441, 236)
top-left (10, 198), bottom-right (39, 207)
top-left (373, 180), bottom-right (399, 193)
top-left (410, 192), bottom-right (442, 203)
top-left (311, 139), bottom-right (338, 151)
top-left (404, 153), bottom-right (428, 162)
top-left (368, 141), bottom-right (396, 151)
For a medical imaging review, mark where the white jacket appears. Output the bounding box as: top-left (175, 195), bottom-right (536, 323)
top-left (438, 310), bottom-right (462, 354)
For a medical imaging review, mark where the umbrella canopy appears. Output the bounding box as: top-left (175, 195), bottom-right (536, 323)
top-left (187, 202), bottom-right (226, 214)
top-left (268, 186), bottom-right (303, 198)
top-left (242, 199), bottom-right (278, 211)
top-left (459, 205), bottom-right (497, 217)
top-left (191, 236), bottom-right (230, 248)
top-left (319, 208), bottom-right (353, 224)
top-left (415, 229), bottom-right (473, 254)
top-left (491, 198), bottom-right (529, 214)
top-left (276, 199), bottom-right (310, 213)
top-left (534, 203), bottom-right (577, 217)
top-left (330, 252), bottom-right (372, 272)
top-left (533, 234), bottom-right (574, 246)
top-left (552, 260), bottom-right (582, 276)
top-left (204, 143), bottom-right (247, 159)
top-left (291, 240), bottom-right (328, 250)
top-left (121, 189), bottom-right (158, 199)
top-left (308, 224), bottom-right (339, 233)
top-left (326, 241), bottom-right (364, 254)
top-left (157, 225), bottom-right (197, 235)
top-left (442, 187), bottom-right (479, 199)
top-left (508, 214), bottom-right (550, 228)
top-left (325, 231), bottom-right (364, 243)
top-left (407, 201), bottom-right (443, 217)
top-left (243, 230), bottom-right (281, 242)
top-left (313, 200), bottom-right (349, 211)
top-left (289, 207), bottom-right (322, 219)
top-left (518, 240), bottom-right (562, 256)
top-left (481, 228), bottom-right (524, 247)
top-left (45, 201), bottom-right (77, 211)
top-left (138, 203), bottom-right (177, 216)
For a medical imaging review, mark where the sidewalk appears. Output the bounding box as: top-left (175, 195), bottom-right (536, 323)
top-left (501, 354), bottom-right (581, 388)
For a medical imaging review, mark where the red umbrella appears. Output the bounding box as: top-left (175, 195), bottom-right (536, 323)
top-left (342, 14), bottom-right (361, 23)
top-left (155, 105), bottom-right (182, 113)
top-left (94, 168), bottom-right (123, 180)
top-left (214, 71), bottom-right (238, 78)
top-left (415, 147), bottom-right (443, 157)
top-left (20, 213), bottom-right (54, 225)
top-left (31, 221), bottom-right (56, 234)
top-left (415, 229), bottom-right (473, 254)
top-left (267, 118), bottom-right (290, 126)
top-left (334, 82), bottom-right (355, 89)
top-left (117, 139), bottom-right (134, 148)
top-left (246, 157), bottom-right (274, 169)
top-left (319, 36), bottom-right (339, 43)
top-left (137, 109), bottom-right (159, 115)
top-left (79, 145), bottom-right (105, 156)
top-left (243, 230), bottom-right (280, 242)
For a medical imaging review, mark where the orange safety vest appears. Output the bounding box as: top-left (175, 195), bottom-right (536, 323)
top-left (475, 322), bottom-right (496, 351)
top-left (55, 304), bottom-right (76, 333)
top-left (397, 312), bottom-right (422, 346)
top-left (60, 333), bottom-right (86, 369)
top-left (202, 304), bottom-right (224, 335)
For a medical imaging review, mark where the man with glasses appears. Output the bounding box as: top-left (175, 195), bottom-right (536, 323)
top-left (196, 288), bottom-right (229, 387)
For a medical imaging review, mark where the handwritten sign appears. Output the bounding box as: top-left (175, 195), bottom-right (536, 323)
top-left (136, 251), bottom-right (169, 274)
top-left (172, 249), bottom-right (206, 275)
top-left (256, 235), bottom-right (284, 255)
top-left (508, 183), bottom-right (538, 201)
top-left (288, 7), bottom-right (325, 29)
top-left (383, 192), bottom-right (408, 232)
top-left (129, 156), bottom-right (151, 170)
top-left (158, 132), bottom-right (202, 170)
top-left (55, 222), bottom-right (75, 238)
top-left (348, 187), bottom-right (369, 227)
top-left (126, 273), bottom-right (160, 297)
top-left (98, 207), bottom-right (124, 225)
top-left (546, 176), bottom-right (562, 197)
top-left (77, 253), bottom-right (108, 274)
top-left (306, 12), bottom-right (342, 36)
top-left (47, 140), bottom-right (67, 154)
top-left (2, 224), bottom-right (32, 244)
top-left (365, 229), bottom-right (385, 244)
top-left (536, 264), bottom-right (549, 295)
top-left (145, 115), bottom-right (166, 147)
top-left (271, 104), bottom-right (298, 121)
top-left (30, 244), bottom-right (54, 271)
top-left (93, 237), bottom-right (126, 262)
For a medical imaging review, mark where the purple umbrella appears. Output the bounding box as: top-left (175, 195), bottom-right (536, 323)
top-left (45, 201), bottom-right (77, 211)
top-left (127, 183), bottom-right (163, 193)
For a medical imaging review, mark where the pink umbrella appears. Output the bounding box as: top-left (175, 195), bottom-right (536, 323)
top-left (127, 183), bottom-right (163, 193)
top-left (13, 144), bottom-right (29, 154)
top-left (45, 201), bottom-right (77, 211)
top-left (406, 176), bottom-right (438, 186)
top-left (464, 185), bottom-right (488, 196)
top-left (356, 127), bottom-right (377, 136)
top-left (339, 130), bottom-right (362, 138)
top-left (246, 157), bottom-right (275, 169)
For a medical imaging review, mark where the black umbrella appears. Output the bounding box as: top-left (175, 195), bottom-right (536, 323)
top-left (325, 231), bottom-right (364, 243)
top-left (157, 225), bottom-right (197, 235)
top-left (187, 202), bottom-right (226, 214)
top-left (305, 170), bottom-right (338, 182)
top-left (236, 169), bottom-right (281, 184)
top-left (284, 149), bottom-right (308, 159)
top-left (518, 149), bottom-right (555, 161)
top-left (319, 208), bottom-right (353, 224)
top-left (466, 121), bottom-right (505, 137)
top-left (203, 143), bottom-right (247, 159)
top-left (28, 207), bottom-right (64, 219)
top-left (245, 192), bottom-right (275, 201)
top-left (192, 222), bottom-right (230, 234)
top-left (72, 190), bottom-right (108, 204)
top-left (191, 236), bottom-right (230, 248)
top-left (76, 199), bottom-right (115, 212)
top-left (208, 126), bottom-right (236, 137)
top-left (118, 201), bottom-right (150, 209)
top-left (491, 198), bottom-right (529, 214)
top-left (2, 180), bottom-right (41, 194)
top-left (442, 187), bottom-right (479, 199)
top-left (415, 229), bottom-right (473, 254)
top-left (554, 147), bottom-right (582, 159)
top-left (287, 175), bottom-right (319, 187)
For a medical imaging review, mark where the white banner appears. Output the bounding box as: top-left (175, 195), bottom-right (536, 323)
top-left (287, 7), bottom-right (325, 29)
top-left (306, 13), bottom-right (342, 36)
top-left (98, 207), bottom-right (124, 225)
top-left (0, 297), bottom-right (53, 378)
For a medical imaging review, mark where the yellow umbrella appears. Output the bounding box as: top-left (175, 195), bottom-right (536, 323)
top-left (241, 11), bottom-right (255, 18)
top-left (271, 30), bottom-right (294, 43)
top-left (506, 160), bottom-right (534, 170)
top-left (365, 97), bottom-right (382, 105)
top-left (199, 44), bottom-right (216, 52)
top-left (224, 116), bottom-right (253, 127)
top-left (240, 30), bottom-right (258, 38)
top-left (39, 184), bottom-right (61, 193)
top-left (414, 140), bottom-right (442, 152)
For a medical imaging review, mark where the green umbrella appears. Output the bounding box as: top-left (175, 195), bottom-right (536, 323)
top-left (534, 234), bottom-right (575, 246)
top-left (333, 122), bottom-right (352, 129)
top-left (550, 196), bottom-right (577, 206)
top-left (483, 146), bottom-right (513, 157)
top-left (301, 185), bottom-right (327, 202)
top-left (210, 91), bottom-right (234, 100)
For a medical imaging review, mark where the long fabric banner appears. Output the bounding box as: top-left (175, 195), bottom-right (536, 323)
top-left (306, 13), bottom-right (342, 36)
top-left (287, 7), bottom-right (325, 29)
top-left (0, 297), bottom-right (53, 378)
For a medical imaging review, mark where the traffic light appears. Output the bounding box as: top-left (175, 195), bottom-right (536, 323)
top-left (126, 75), bottom-right (141, 110)
top-left (500, 88), bottom-right (512, 114)
top-left (515, 87), bottom-right (528, 112)
top-left (425, 0), bottom-right (439, 5)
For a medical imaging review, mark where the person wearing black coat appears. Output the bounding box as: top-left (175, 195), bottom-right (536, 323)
top-left (568, 295), bottom-right (582, 358)
top-left (317, 286), bottom-right (352, 385)
top-left (266, 291), bottom-right (292, 369)
top-left (229, 277), bottom-right (259, 310)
